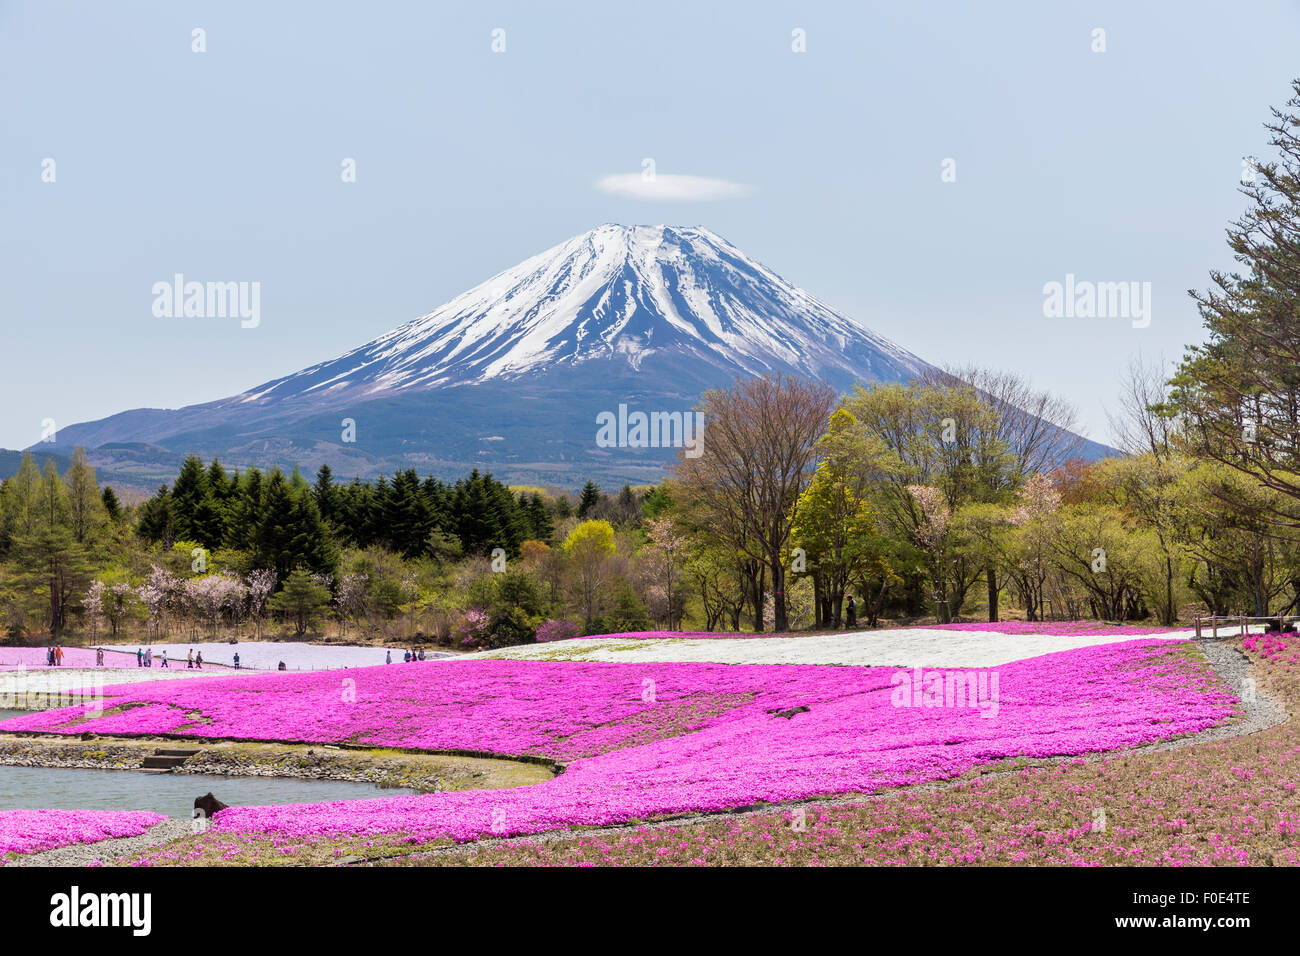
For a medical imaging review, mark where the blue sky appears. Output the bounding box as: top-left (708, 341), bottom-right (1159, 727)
top-left (2, 0), bottom-right (1299, 451)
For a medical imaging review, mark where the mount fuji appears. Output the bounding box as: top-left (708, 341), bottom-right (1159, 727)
top-left (39, 225), bottom-right (1091, 489)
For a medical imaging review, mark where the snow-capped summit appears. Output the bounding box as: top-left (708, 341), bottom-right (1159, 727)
top-left (43, 225), bottom-right (950, 487)
top-left (233, 224), bottom-right (930, 405)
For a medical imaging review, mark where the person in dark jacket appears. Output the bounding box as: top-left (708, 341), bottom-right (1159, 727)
top-left (845, 596), bottom-right (858, 629)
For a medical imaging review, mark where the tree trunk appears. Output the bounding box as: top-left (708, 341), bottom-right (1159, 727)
top-left (812, 574), bottom-right (824, 629)
top-left (986, 568), bottom-right (999, 622)
top-left (770, 556), bottom-right (787, 632)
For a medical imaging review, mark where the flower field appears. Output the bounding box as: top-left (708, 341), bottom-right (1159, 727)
top-left (0, 809), bottom-right (164, 860)
top-left (398, 633), bottom-right (1300, 867)
top-left (0, 637), bottom-right (1237, 853)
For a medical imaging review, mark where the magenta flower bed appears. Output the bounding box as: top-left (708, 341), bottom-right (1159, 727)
top-left (1244, 631), bottom-right (1299, 662)
top-left (2, 640), bottom-right (1237, 847)
top-left (0, 809), bottom-right (165, 860)
top-left (924, 621), bottom-right (1185, 637)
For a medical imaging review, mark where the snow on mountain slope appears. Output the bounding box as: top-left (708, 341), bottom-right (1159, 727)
top-left (231, 224), bottom-right (931, 406)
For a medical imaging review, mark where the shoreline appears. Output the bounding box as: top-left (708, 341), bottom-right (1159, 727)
top-left (0, 735), bottom-right (557, 793)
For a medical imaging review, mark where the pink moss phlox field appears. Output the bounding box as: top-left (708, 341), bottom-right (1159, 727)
top-left (926, 621), bottom-right (1184, 637)
top-left (0, 639), bottom-right (1236, 846)
top-left (1244, 631), bottom-right (1300, 662)
top-left (0, 809), bottom-right (165, 860)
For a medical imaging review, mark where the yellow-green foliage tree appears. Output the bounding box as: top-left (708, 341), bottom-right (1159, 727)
top-left (563, 519), bottom-right (617, 630)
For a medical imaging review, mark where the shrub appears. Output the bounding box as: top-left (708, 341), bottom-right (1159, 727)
top-left (535, 619), bottom-right (581, 643)
top-left (451, 608), bottom-right (490, 649)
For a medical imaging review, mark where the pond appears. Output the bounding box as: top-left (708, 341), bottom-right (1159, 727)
top-left (0, 765), bottom-right (416, 819)
top-left (0, 710), bottom-right (26, 723)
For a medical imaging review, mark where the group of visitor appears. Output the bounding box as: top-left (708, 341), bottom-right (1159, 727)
top-left (386, 648), bottom-right (427, 664)
top-left (186, 649), bottom-right (204, 669)
top-left (45, 646), bottom-right (65, 666)
top-left (133, 647), bottom-right (169, 668)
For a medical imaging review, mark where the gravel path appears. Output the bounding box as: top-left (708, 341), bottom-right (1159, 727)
top-left (8, 818), bottom-right (194, 867)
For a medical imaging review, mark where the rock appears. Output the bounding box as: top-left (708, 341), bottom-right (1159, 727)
top-left (193, 792), bottom-right (229, 818)
top-left (771, 706), bottom-right (810, 719)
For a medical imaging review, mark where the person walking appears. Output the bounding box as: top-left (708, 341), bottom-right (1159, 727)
top-left (195, 651), bottom-right (203, 669)
top-left (136, 647), bottom-right (143, 668)
top-left (403, 649), bottom-right (411, 663)
top-left (54, 646), bottom-right (64, 667)
top-left (46, 646), bottom-right (54, 666)
top-left (96, 647), bottom-right (104, 667)
top-left (385, 650), bottom-right (392, 664)
top-left (187, 649), bottom-right (194, 669)
top-left (144, 647), bottom-right (152, 668)
top-left (160, 650), bottom-right (168, 668)
top-left (417, 648), bottom-right (425, 661)
top-left (233, 652), bottom-right (240, 670)
top-left (845, 595), bottom-right (858, 629)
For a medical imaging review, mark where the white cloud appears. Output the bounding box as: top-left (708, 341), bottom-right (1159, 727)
top-left (594, 172), bottom-right (752, 202)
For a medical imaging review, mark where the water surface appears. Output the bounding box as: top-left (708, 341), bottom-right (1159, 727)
top-left (0, 764), bottom-right (415, 818)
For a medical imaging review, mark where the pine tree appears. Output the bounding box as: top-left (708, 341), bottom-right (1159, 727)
top-left (101, 486), bottom-right (122, 522)
top-left (1173, 79), bottom-right (1300, 521)
top-left (227, 467), bottom-right (264, 550)
top-left (251, 470), bottom-right (337, 578)
top-left (386, 469), bottom-right (432, 557)
top-left (290, 488), bottom-right (339, 576)
top-left (524, 492), bottom-right (554, 542)
top-left (251, 470), bottom-right (297, 577)
top-left (170, 455), bottom-right (210, 544)
top-left (11, 462), bottom-right (92, 634)
top-left (65, 447), bottom-right (104, 543)
top-left (268, 569), bottom-right (332, 636)
top-left (0, 452), bottom-right (42, 554)
top-left (313, 464), bottom-right (338, 527)
top-left (136, 484), bottom-right (176, 548)
top-left (577, 480), bottom-right (602, 518)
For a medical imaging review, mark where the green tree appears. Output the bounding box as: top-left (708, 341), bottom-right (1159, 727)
top-left (790, 409), bottom-right (888, 627)
top-left (9, 462), bottom-right (92, 634)
top-left (1172, 80), bottom-right (1300, 522)
top-left (268, 570), bottom-right (333, 636)
top-left (563, 519), bottom-right (617, 630)
top-left (577, 480), bottom-right (602, 518)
